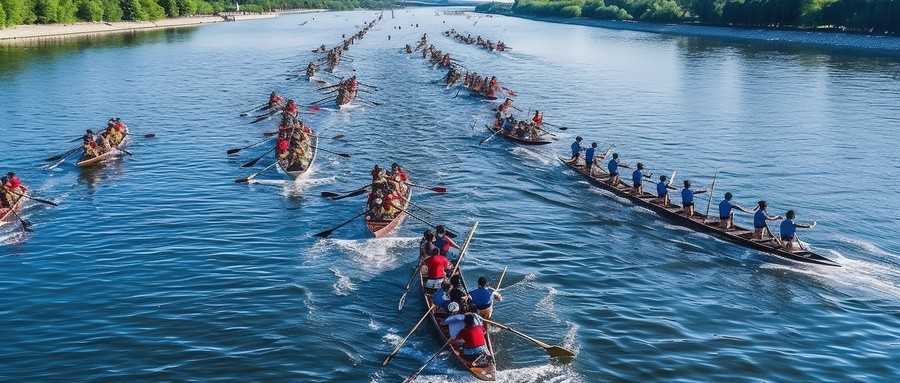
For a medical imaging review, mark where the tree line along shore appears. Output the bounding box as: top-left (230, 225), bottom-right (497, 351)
top-left (477, 0), bottom-right (900, 35)
top-left (0, 0), bottom-right (392, 28)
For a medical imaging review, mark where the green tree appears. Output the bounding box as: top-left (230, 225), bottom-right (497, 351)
top-left (121, 0), bottom-right (145, 20)
top-left (140, 0), bottom-right (164, 20)
top-left (57, 0), bottom-right (78, 22)
top-left (0, 3), bottom-right (6, 27)
top-left (77, 0), bottom-right (104, 21)
top-left (176, 0), bottom-right (195, 15)
top-left (159, 0), bottom-right (178, 16)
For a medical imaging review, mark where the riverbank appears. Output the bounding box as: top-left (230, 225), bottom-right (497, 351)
top-left (0, 10), bottom-right (325, 42)
top-left (475, 11), bottom-right (900, 54)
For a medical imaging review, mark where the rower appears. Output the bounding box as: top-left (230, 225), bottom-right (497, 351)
top-left (454, 314), bottom-right (490, 362)
top-left (752, 201), bottom-right (784, 239)
top-left (432, 281), bottom-right (453, 312)
top-left (419, 229), bottom-right (435, 260)
top-left (433, 225), bottom-right (459, 256)
top-left (268, 91), bottom-right (283, 109)
top-left (656, 175), bottom-right (675, 207)
top-left (718, 192), bottom-right (751, 230)
top-left (469, 276), bottom-right (502, 320)
top-left (584, 142), bottom-right (598, 175)
top-left (568, 136), bottom-right (583, 164)
top-left (423, 247), bottom-right (451, 291)
top-left (443, 302), bottom-right (466, 338)
top-left (531, 110), bottom-right (543, 127)
top-left (0, 177), bottom-right (9, 208)
top-left (276, 136), bottom-right (290, 159)
top-left (449, 274), bottom-right (468, 309)
top-left (284, 99), bottom-right (299, 118)
top-left (680, 180), bottom-right (707, 217)
top-left (2, 172), bottom-right (27, 205)
top-left (631, 163), bottom-right (645, 195)
top-left (82, 129), bottom-right (99, 159)
top-left (607, 153), bottom-right (628, 186)
top-left (780, 210), bottom-right (815, 251)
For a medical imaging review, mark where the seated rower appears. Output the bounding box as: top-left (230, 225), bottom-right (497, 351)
top-left (276, 137), bottom-right (290, 160)
top-left (631, 163), bottom-right (645, 195)
top-left (268, 91), bottom-right (284, 109)
top-left (454, 314), bottom-right (490, 362)
top-left (443, 302), bottom-right (466, 338)
top-left (2, 172), bottom-right (27, 206)
top-left (82, 129), bottom-right (99, 159)
top-left (0, 177), bottom-right (9, 209)
top-left (432, 281), bottom-right (453, 312)
top-left (284, 99), bottom-right (299, 118)
top-left (656, 175), bottom-right (675, 207)
top-left (433, 225), bottom-right (459, 256)
top-left (567, 136), bottom-right (583, 165)
top-left (780, 210), bottom-right (815, 251)
top-left (680, 180), bottom-right (707, 217)
top-left (367, 190), bottom-right (385, 220)
top-left (753, 201), bottom-right (783, 239)
top-left (469, 276), bottom-right (502, 320)
top-left (381, 191), bottom-right (400, 219)
top-left (423, 247), bottom-right (451, 291)
top-left (419, 229), bottom-right (435, 260)
top-left (532, 110), bottom-right (542, 127)
top-left (718, 192), bottom-right (751, 230)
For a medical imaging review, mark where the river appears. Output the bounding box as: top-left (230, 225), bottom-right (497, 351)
top-left (2, 7), bottom-right (900, 382)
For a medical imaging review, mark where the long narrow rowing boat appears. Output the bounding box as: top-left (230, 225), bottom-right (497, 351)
top-left (419, 222), bottom-right (497, 381)
top-left (559, 156), bottom-right (840, 267)
top-left (0, 194), bottom-right (26, 227)
top-left (276, 134), bottom-right (318, 179)
top-left (76, 128), bottom-right (129, 168)
top-left (365, 185), bottom-right (411, 238)
top-left (486, 124), bottom-right (552, 146)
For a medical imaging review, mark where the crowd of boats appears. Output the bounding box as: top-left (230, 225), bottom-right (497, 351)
top-left (444, 28), bottom-right (510, 52)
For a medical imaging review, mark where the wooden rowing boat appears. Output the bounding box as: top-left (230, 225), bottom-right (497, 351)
top-left (365, 183), bottom-right (411, 238)
top-left (76, 128), bottom-right (129, 168)
top-left (419, 222), bottom-right (497, 381)
top-left (486, 124), bottom-right (553, 146)
top-left (0, 193), bottom-right (26, 227)
top-left (276, 134), bottom-right (318, 179)
top-left (558, 156), bottom-right (840, 267)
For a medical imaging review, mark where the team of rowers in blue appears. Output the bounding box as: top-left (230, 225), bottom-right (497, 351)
top-left (567, 137), bottom-right (815, 251)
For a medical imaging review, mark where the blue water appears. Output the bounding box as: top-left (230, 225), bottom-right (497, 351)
top-left (2, 7), bottom-right (900, 382)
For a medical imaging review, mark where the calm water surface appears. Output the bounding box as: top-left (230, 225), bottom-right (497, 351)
top-left (2, 7), bottom-right (900, 382)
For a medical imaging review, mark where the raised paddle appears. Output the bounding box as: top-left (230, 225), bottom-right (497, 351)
top-left (703, 169), bottom-right (719, 223)
top-left (241, 147), bottom-right (276, 168)
top-left (10, 192), bottom-right (58, 207)
top-left (481, 318), bottom-right (576, 358)
top-left (393, 204), bottom-right (458, 239)
top-left (227, 136), bottom-right (275, 155)
top-left (382, 305), bottom-right (435, 366)
top-left (403, 183), bottom-right (446, 193)
top-left (313, 208), bottom-right (373, 238)
top-left (397, 257), bottom-right (424, 312)
top-left (401, 338), bottom-right (453, 383)
top-left (495, 265), bottom-right (508, 290)
top-left (234, 161), bottom-right (278, 184)
top-left (358, 98), bottom-right (383, 106)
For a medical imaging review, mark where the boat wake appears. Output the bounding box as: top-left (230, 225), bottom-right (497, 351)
top-left (510, 146), bottom-right (555, 166)
top-left (329, 266), bottom-right (357, 296)
top-left (413, 363), bottom-right (584, 383)
top-left (760, 251), bottom-right (900, 298)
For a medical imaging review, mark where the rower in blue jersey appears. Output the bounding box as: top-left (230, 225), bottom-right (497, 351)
top-left (607, 153), bottom-right (629, 186)
top-left (779, 210), bottom-right (816, 251)
top-left (584, 142), bottom-right (598, 175)
top-left (752, 201), bottom-right (783, 239)
top-left (568, 136), bottom-right (583, 164)
top-left (656, 175), bottom-right (675, 207)
top-left (718, 192), bottom-right (751, 230)
top-left (469, 276), bottom-right (502, 320)
top-left (631, 162), bottom-right (645, 195)
top-left (680, 180), bottom-right (707, 217)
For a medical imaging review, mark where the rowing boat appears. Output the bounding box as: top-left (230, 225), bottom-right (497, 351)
top-left (337, 88), bottom-right (357, 109)
top-left (558, 156), bottom-right (840, 267)
top-left (419, 222), bottom-right (497, 381)
top-left (486, 124), bottom-right (553, 146)
top-left (365, 184), bottom-right (411, 238)
top-left (0, 193), bottom-right (26, 227)
top-left (76, 128), bottom-right (129, 168)
top-left (276, 134), bottom-right (318, 179)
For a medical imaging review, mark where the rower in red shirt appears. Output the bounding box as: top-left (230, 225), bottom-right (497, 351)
top-left (454, 314), bottom-right (489, 361)
top-left (433, 225), bottom-right (459, 256)
top-left (284, 99), bottom-right (298, 117)
top-left (423, 247), bottom-right (451, 290)
top-left (268, 91), bottom-right (284, 109)
top-left (276, 137), bottom-right (290, 158)
top-left (532, 110), bottom-right (543, 126)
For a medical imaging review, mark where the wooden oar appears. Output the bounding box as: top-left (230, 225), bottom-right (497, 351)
top-left (480, 125), bottom-right (502, 145)
top-left (316, 84), bottom-right (342, 91)
top-left (239, 103), bottom-right (267, 116)
top-left (250, 110), bottom-right (281, 124)
top-left (46, 146), bottom-right (81, 162)
top-left (227, 136), bottom-right (275, 155)
top-left (10, 192), bottom-right (58, 207)
top-left (313, 146), bottom-right (350, 158)
top-left (703, 169), bottom-right (719, 223)
top-left (234, 162), bottom-right (278, 184)
top-left (401, 338), bottom-right (453, 383)
top-left (393, 205), bottom-right (457, 238)
top-left (495, 265), bottom-right (508, 290)
top-left (321, 183), bottom-right (372, 199)
top-left (382, 305), bottom-right (435, 366)
top-left (481, 319), bottom-right (575, 358)
top-left (397, 257), bottom-right (424, 312)
top-left (313, 208), bottom-right (373, 238)
top-left (542, 122), bottom-right (568, 131)
top-left (403, 183), bottom-right (446, 193)
top-left (8, 206), bottom-right (33, 232)
top-left (241, 147), bottom-right (275, 168)
top-left (358, 98), bottom-right (383, 106)
top-left (309, 95), bottom-right (334, 106)
top-left (46, 149), bottom-right (81, 170)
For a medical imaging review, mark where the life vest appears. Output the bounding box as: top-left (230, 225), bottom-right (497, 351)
top-left (459, 325), bottom-right (486, 348)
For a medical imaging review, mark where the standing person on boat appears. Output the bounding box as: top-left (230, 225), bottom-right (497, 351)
top-left (469, 276), bottom-right (502, 320)
top-left (607, 153), bottom-right (628, 186)
top-left (584, 142), bottom-right (598, 175)
top-left (753, 201), bottom-right (783, 239)
top-left (718, 192), bottom-right (752, 230)
top-left (680, 180), bottom-right (707, 217)
top-left (567, 136), bottom-right (583, 164)
top-left (423, 247), bottom-right (451, 291)
top-left (656, 175), bottom-right (676, 207)
top-left (443, 302), bottom-right (466, 338)
top-left (780, 210), bottom-right (815, 250)
top-left (433, 225), bottom-right (459, 256)
top-left (419, 230), bottom-right (435, 260)
top-left (631, 163), bottom-right (646, 195)
top-left (432, 281), bottom-right (453, 312)
top-left (454, 314), bottom-right (490, 362)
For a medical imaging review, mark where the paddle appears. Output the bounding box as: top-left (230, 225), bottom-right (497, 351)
top-left (481, 319), bottom-right (576, 358)
top-left (403, 183), bottom-right (446, 193)
top-left (46, 148), bottom-right (81, 170)
top-left (240, 147), bottom-right (275, 168)
top-left (309, 95), bottom-right (334, 106)
top-left (46, 146), bottom-right (81, 162)
top-left (480, 125), bottom-right (502, 145)
top-left (10, 192), bottom-right (58, 207)
top-left (332, 134), bottom-right (345, 140)
top-left (382, 305), bottom-right (435, 366)
top-left (542, 122), bottom-right (568, 131)
top-left (321, 183), bottom-right (371, 199)
top-left (397, 256), bottom-right (425, 312)
top-left (495, 265), bottom-right (508, 290)
top-left (227, 136), bottom-right (275, 155)
top-left (239, 103), bottom-right (267, 116)
top-left (358, 98), bottom-right (383, 106)
top-left (400, 338), bottom-right (453, 383)
top-left (393, 205), bottom-right (457, 238)
top-left (7, 206), bottom-right (33, 232)
top-left (250, 110), bottom-right (281, 124)
top-left (329, 188), bottom-right (369, 201)
top-left (313, 208), bottom-right (373, 238)
top-left (234, 161), bottom-right (278, 184)
top-left (703, 169), bottom-right (719, 223)
top-left (312, 145), bottom-right (351, 158)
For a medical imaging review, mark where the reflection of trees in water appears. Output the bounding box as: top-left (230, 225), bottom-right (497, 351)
top-left (0, 28), bottom-right (199, 77)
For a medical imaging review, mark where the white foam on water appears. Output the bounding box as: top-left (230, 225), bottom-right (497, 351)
top-left (510, 146), bottom-right (555, 166)
top-left (329, 266), bottom-right (356, 296)
top-left (837, 236), bottom-right (898, 259)
top-left (414, 363), bottom-right (584, 383)
top-left (536, 286), bottom-right (560, 321)
top-left (760, 251), bottom-right (900, 299)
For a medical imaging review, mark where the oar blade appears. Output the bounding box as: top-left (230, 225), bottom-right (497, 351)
top-left (547, 345), bottom-right (576, 358)
top-left (430, 187), bottom-right (447, 193)
top-left (226, 148), bottom-right (241, 155)
top-left (397, 291), bottom-right (408, 312)
top-left (21, 221), bottom-right (34, 232)
top-left (314, 229), bottom-right (334, 238)
top-left (234, 177), bottom-right (250, 184)
top-left (320, 191), bottom-right (341, 198)
top-left (241, 158), bottom-right (261, 168)
top-left (144, 133), bottom-right (156, 138)
top-left (332, 189), bottom-right (368, 200)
